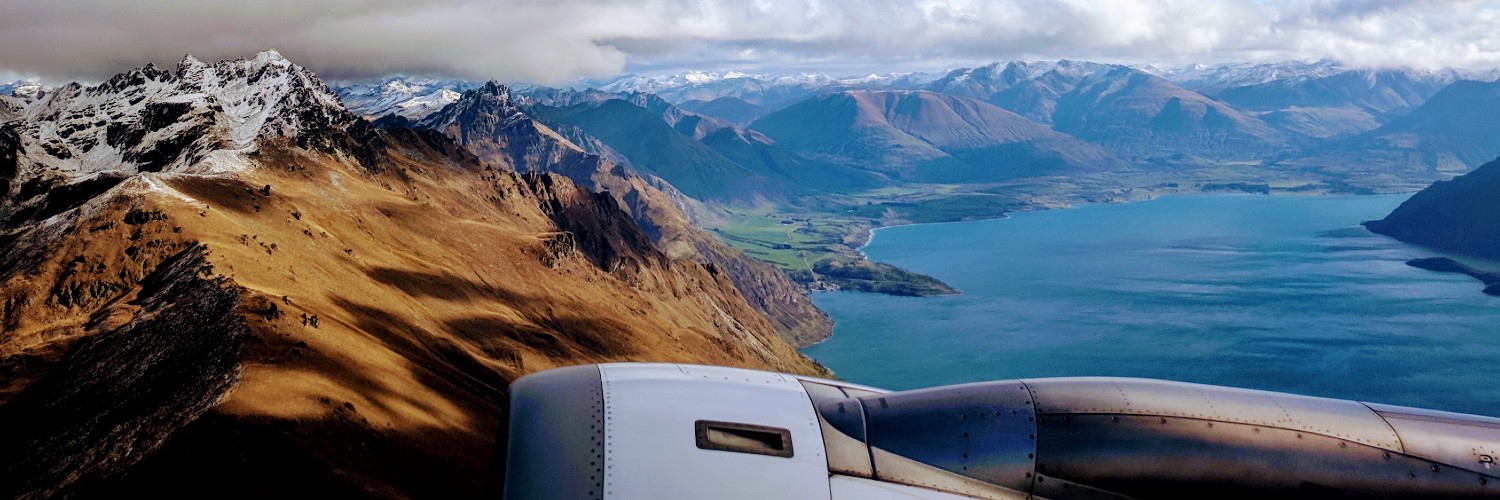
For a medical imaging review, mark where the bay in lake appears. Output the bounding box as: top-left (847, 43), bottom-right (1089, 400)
top-left (803, 194), bottom-right (1500, 416)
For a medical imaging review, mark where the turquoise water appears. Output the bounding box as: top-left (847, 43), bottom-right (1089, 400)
top-left (804, 194), bottom-right (1500, 416)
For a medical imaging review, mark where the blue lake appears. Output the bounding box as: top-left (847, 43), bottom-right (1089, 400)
top-left (804, 194), bottom-right (1500, 416)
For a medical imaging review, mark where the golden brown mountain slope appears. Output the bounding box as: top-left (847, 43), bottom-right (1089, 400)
top-left (415, 83), bottom-right (832, 345)
top-left (0, 111), bottom-right (820, 498)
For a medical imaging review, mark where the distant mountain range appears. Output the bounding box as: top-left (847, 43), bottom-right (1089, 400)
top-left (1281, 78), bottom-right (1500, 187)
top-left (1140, 60), bottom-right (1349, 94)
top-left (322, 58), bottom-right (1500, 198)
top-left (518, 90), bottom-right (880, 203)
top-left (333, 76), bottom-right (480, 119)
top-left (749, 90), bottom-right (1124, 182)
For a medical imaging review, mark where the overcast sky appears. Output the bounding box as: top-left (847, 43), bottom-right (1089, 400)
top-left (3, 0), bottom-right (1499, 84)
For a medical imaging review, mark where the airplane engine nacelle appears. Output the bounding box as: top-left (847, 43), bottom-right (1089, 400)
top-left (504, 363), bottom-right (1500, 499)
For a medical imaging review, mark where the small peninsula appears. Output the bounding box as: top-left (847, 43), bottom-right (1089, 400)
top-left (1406, 258), bottom-right (1500, 296)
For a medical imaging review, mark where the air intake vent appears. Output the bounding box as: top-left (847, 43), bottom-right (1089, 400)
top-left (695, 420), bottom-right (794, 458)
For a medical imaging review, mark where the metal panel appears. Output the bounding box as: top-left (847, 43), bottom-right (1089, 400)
top-left (1027, 377), bottom-right (1403, 450)
top-left (831, 474), bottom-right (1012, 500)
top-left (859, 381), bottom-right (1039, 492)
top-left (1035, 413), bottom-right (1497, 498)
top-left (792, 374), bottom-right (890, 395)
top-left (803, 380), bottom-right (875, 477)
top-left (869, 448), bottom-right (1031, 500)
top-left (599, 363), bottom-right (831, 500)
top-left (504, 364), bottom-right (605, 500)
top-left (1370, 402), bottom-right (1500, 477)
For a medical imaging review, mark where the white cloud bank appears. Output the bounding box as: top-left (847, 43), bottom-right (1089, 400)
top-left (2, 0), bottom-right (1498, 83)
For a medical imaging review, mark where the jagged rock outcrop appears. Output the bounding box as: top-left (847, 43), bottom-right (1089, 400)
top-left (415, 82), bottom-right (833, 346)
top-left (0, 53), bottom-right (821, 498)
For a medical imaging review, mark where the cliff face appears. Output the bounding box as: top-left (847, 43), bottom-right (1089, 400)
top-left (416, 83), bottom-right (833, 346)
top-left (0, 54), bottom-right (820, 498)
top-left (1364, 156), bottom-right (1500, 258)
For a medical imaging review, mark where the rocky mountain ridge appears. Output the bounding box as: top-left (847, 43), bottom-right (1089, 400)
top-left (412, 82), bottom-right (834, 346)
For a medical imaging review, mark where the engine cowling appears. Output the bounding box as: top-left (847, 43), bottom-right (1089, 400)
top-left (504, 363), bottom-right (1500, 499)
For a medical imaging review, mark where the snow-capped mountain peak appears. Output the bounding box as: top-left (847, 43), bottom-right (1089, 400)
top-left (417, 81), bottom-right (528, 132)
top-left (4, 50), bottom-right (367, 185)
top-left (334, 76), bottom-right (480, 120)
top-left (681, 71), bottom-right (722, 85)
top-left (1147, 59), bottom-right (1346, 91)
top-left (2, 80), bottom-right (48, 101)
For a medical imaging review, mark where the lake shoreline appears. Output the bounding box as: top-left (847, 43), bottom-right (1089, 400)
top-left (802, 193), bottom-right (1500, 415)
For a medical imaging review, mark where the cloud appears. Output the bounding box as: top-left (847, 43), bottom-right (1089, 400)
top-left (1, 0), bottom-right (1498, 84)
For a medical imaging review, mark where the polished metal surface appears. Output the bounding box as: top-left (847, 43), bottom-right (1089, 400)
top-left (1369, 403), bottom-right (1500, 476)
top-left (855, 381), bottom-right (1039, 492)
top-left (1026, 377), bottom-right (1404, 450)
top-left (504, 364), bottom-right (605, 500)
top-left (868, 447), bottom-right (1031, 500)
top-left (809, 375), bottom-right (1500, 499)
top-left (1036, 413), bottom-right (1495, 499)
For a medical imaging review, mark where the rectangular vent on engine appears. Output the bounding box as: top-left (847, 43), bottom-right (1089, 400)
top-left (694, 420), bottom-right (794, 458)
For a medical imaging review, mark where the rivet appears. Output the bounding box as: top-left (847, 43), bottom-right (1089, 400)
top-left (1432, 465), bottom-right (1441, 473)
top-left (1384, 452), bottom-right (1392, 460)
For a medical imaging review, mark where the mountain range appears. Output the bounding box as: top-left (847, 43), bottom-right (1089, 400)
top-left (749, 90), bottom-right (1125, 182)
top-left (1279, 78), bottom-right (1500, 188)
top-left (0, 51), bottom-right (820, 497)
top-left (331, 59), bottom-right (1500, 185)
top-left (318, 59), bottom-right (1500, 298)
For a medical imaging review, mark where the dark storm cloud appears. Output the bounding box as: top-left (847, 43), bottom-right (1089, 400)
top-left (2, 0), bottom-right (1497, 83)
